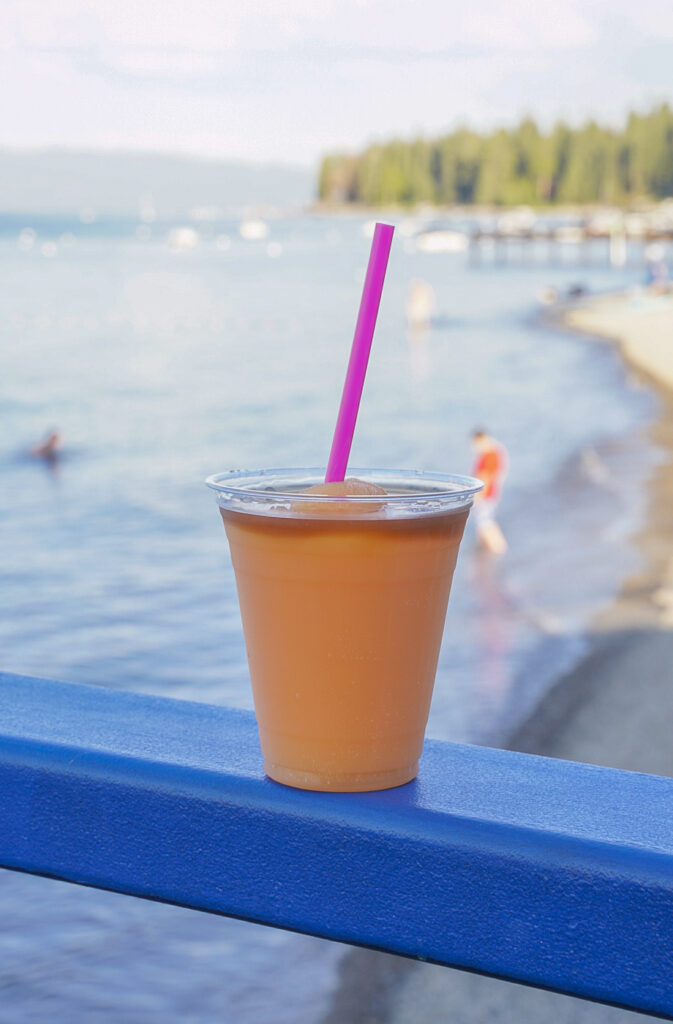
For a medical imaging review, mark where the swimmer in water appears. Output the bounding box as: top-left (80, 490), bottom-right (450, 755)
top-left (30, 429), bottom-right (63, 461)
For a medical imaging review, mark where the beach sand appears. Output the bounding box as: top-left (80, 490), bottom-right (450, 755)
top-left (321, 291), bottom-right (673, 1024)
top-left (563, 290), bottom-right (673, 394)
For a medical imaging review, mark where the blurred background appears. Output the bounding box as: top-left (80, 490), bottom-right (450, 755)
top-left (1, 2), bottom-right (672, 1022)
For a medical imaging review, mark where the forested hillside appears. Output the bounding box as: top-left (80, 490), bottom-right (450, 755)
top-left (318, 106), bottom-right (673, 206)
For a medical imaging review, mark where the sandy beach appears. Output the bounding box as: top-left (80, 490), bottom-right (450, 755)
top-left (563, 290), bottom-right (673, 394)
top-left (322, 290), bottom-right (673, 1024)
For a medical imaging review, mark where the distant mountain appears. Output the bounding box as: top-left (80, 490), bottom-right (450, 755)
top-left (0, 149), bottom-right (314, 218)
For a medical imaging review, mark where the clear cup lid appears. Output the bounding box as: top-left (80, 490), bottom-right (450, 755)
top-left (206, 468), bottom-right (483, 519)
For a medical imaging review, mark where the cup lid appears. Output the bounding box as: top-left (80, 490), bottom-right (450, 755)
top-left (206, 468), bottom-right (483, 519)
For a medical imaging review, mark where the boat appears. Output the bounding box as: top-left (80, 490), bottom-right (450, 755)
top-left (239, 219), bottom-right (269, 241)
top-left (414, 227), bottom-right (469, 253)
top-left (554, 225), bottom-right (585, 244)
top-left (167, 227), bottom-right (199, 252)
top-left (496, 206), bottom-right (536, 234)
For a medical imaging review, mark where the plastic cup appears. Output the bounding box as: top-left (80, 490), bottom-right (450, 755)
top-left (206, 469), bottom-right (482, 792)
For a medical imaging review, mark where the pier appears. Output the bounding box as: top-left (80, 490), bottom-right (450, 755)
top-left (467, 222), bottom-right (673, 267)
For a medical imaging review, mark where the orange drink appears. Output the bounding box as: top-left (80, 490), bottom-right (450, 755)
top-left (207, 469), bottom-right (481, 792)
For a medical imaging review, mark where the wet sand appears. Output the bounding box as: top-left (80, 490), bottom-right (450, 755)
top-left (321, 291), bottom-right (673, 1024)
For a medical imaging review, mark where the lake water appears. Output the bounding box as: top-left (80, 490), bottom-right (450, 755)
top-left (0, 213), bottom-right (658, 1021)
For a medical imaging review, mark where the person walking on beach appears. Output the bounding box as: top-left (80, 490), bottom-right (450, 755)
top-left (471, 429), bottom-right (508, 555)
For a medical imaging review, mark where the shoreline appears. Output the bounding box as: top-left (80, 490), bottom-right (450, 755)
top-left (321, 289), bottom-right (673, 1023)
top-left (555, 289), bottom-right (673, 395)
top-left (511, 291), bottom-right (673, 760)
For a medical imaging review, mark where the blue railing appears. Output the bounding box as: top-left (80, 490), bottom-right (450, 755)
top-left (1, 670), bottom-right (672, 1018)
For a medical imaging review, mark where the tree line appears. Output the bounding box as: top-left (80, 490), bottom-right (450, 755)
top-left (318, 106), bottom-right (673, 207)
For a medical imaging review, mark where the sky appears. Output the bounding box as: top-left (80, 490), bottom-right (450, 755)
top-left (2, 0), bottom-right (673, 168)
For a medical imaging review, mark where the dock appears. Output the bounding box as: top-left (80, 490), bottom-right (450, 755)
top-left (467, 222), bottom-right (673, 267)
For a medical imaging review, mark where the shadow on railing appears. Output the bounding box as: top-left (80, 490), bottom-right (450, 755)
top-left (1, 671), bottom-right (672, 1019)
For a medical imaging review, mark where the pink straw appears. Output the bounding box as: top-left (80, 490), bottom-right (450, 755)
top-left (325, 222), bottom-right (395, 483)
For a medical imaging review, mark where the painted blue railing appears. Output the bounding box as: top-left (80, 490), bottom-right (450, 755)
top-left (1, 670), bottom-right (672, 1018)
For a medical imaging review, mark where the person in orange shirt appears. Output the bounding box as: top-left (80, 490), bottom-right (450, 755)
top-left (471, 429), bottom-right (508, 555)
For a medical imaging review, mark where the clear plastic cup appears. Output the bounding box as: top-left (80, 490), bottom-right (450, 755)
top-left (207, 469), bottom-right (482, 792)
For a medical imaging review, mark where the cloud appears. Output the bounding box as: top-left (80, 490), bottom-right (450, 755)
top-left (2, 0), bottom-right (595, 56)
top-left (0, 0), bottom-right (671, 163)
top-left (1, 0), bottom-right (333, 51)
